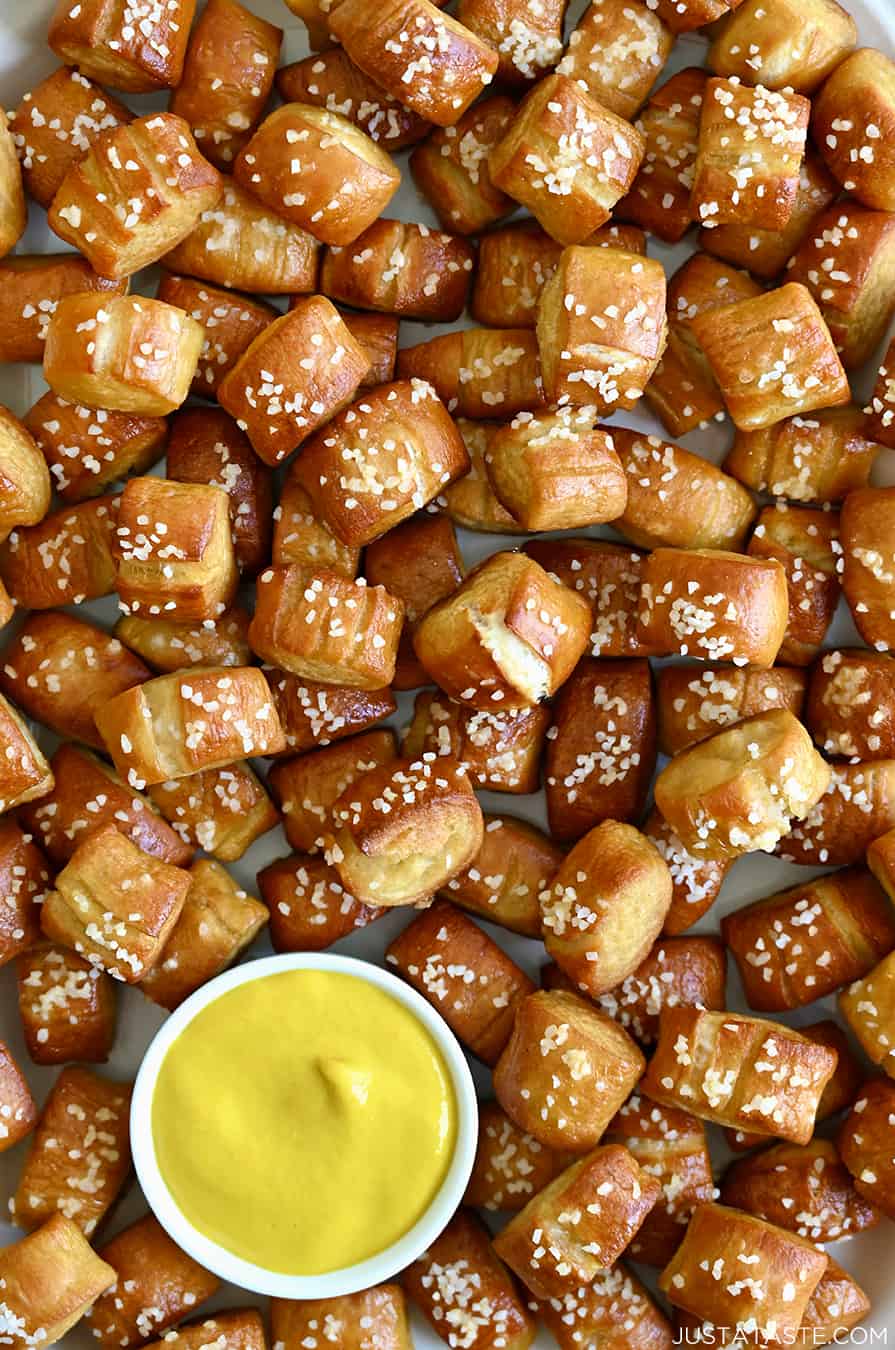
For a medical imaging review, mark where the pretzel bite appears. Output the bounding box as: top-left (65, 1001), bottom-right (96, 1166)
top-left (0, 407), bottom-right (51, 544)
top-left (272, 1286), bottom-right (412, 1350)
top-left (537, 246), bottom-right (666, 411)
top-left (269, 729), bottom-right (396, 855)
top-left (540, 820), bottom-right (671, 999)
top-left (470, 224), bottom-right (558, 330)
top-left (414, 550), bottom-right (591, 711)
top-left (41, 824), bottom-right (191, 984)
top-left (701, 149), bottom-right (839, 282)
top-left (655, 709), bottom-right (831, 861)
top-left (0, 1041), bottom-right (36, 1150)
top-left (11, 1068), bottom-right (131, 1237)
top-left (410, 99), bottom-right (514, 238)
top-left (613, 429), bottom-right (755, 551)
top-left (724, 867), bottom-right (895, 1013)
top-left (615, 67), bottom-right (705, 245)
top-left (643, 1008), bottom-right (838, 1144)
top-left (489, 75), bottom-right (644, 245)
top-left (332, 311), bottom-right (397, 389)
top-left (321, 220), bottom-right (474, 322)
top-left (465, 1101), bottom-right (569, 1212)
top-left (484, 409), bottom-right (627, 533)
top-left (840, 949), bottom-right (895, 1078)
top-left (114, 608), bottom-right (251, 675)
top-left (604, 1095), bottom-right (716, 1267)
top-left (17, 945), bottom-right (116, 1067)
top-left (0, 612), bottom-right (149, 750)
top-left (0, 256), bottom-right (125, 367)
top-left (405, 1209), bottom-right (535, 1350)
top-left (263, 670), bottom-right (396, 755)
top-left (272, 476), bottom-right (358, 578)
top-left (648, 0), bottom-right (739, 32)
top-left (165, 409), bottom-right (271, 579)
top-left (841, 486), bottom-right (895, 652)
top-left (595, 936), bottom-right (727, 1048)
top-left (163, 182), bottom-right (319, 295)
top-left (397, 330), bottom-right (543, 420)
top-left (812, 49), bottom-right (895, 212)
top-left (721, 1137), bottom-right (879, 1245)
top-left (404, 691), bottom-right (548, 795)
top-left (47, 0), bottom-right (195, 93)
top-left (0, 822), bottom-right (49, 968)
top-left (95, 665), bottom-right (285, 789)
top-left (259, 852), bottom-right (382, 953)
top-left (329, 0), bottom-right (499, 128)
top-left (660, 1203), bottom-right (828, 1343)
top-left (535, 1264), bottom-right (673, 1349)
top-left (44, 294), bottom-right (203, 417)
top-left (866, 823), bottom-right (895, 911)
top-left (0, 111), bottom-right (25, 261)
top-left (220, 299), bottom-right (370, 469)
top-left (0, 1214), bottom-right (116, 1346)
top-left (0, 494), bottom-right (118, 611)
top-left (556, 0), bottom-right (670, 120)
top-left (657, 665), bottom-right (806, 759)
top-left (299, 382), bottom-right (469, 548)
top-left (747, 506), bottom-right (840, 666)
top-left (143, 1312), bottom-right (266, 1350)
top-left (444, 421), bottom-right (521, 535)
top-left (780, 760), bottom-right (895, 866)
top-left (365, 516), bottom-right (463, 690)
top-left (48, 115), bottom-right (222, 281)
top-left (494, 1145), bottom-right (661, 1299)
top-left (140, 860), bottom-right (266, 1011)
top-left (170, 0), bottom-right (281, 171)
top-left (455, 0), bottom-right (564, 86)
top-left (544, 659), bottom-right (654, 840)
top-left (22, 391), bottom-right (165, 504)
top-left (250, 566), bottom-right (402, 690)
top-left (9, 68), bottom-right (132, 210)
top-left (328, 755), bottom-right (484, 907)
top-left (685, 1257), bottom-right (868, 1346)
top-left (0, 693), bottom-right (53, 816)
top-left (637, 549), bottom-right (789, 668)
top-left (839, 1077), bottom-right (895, 1219)
top-left (442, 815), bottom-right (561, 939)
top-left (787, 204), bottom-right (895, 370)
top-left (691, 283), bottom-right (850, 430)
top-left (386, 901), bottom-right (535, 1064)
top-left (643, 252), bottom-right (763, 439)
top-left (156, 274), bottom-right (274, 404)
top-left (709, 0), bottom-right (857, 91)
top-left (524, 537), bottom-right (649, 660)
top-left (149, 763), bottom-right (279, 862)
top-left (494, 990), bottom-right (645, 1151)
top-left (88, 1216), bottom-right (219, 1350)
top-left (643, 810), bottom-right (732, 936)
top-left (234, 104), bottom-right (400, 248)
top-left (277, 49), bottom-right (431, 153)
top-left (725, 405), bottom-right (881, 504)
top-left (20, 744), bottom-right (191, 870)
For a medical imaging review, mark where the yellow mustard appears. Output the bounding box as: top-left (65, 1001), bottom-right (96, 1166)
top-left (151, 969), bottom-right (457, 1275)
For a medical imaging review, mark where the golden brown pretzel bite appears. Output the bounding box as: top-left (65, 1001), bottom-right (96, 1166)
top-left (396, 329), bottom-right (544, 420)
top-left (332, 310), bottom-right (398, 388)
top-left (47, 0), bottom-right (196, 92)
top-left (233, 105), bottom-right (400, 247)
top-left (386, 901), bottom-right (535, 1064)
top-left (779, 760), bottom-right (895, 866)
top-left (0, 1214), bottom-right (115, 1347)
top-left (271, 475), bottom-right (358, 578)
top-left (471, 223), bottom-right (562, 330)
top-left (0, 693), bottom-right (53, 815)
top-left (0, 1041), bottom-right (36, 1152)
top-left (840, 949), bottom-right (895, 1078)
top-left (41, 824), bottom-right (191, 984)
top-left (747, 505), bottom-right (840, 666)
top-left (489, 75), bottom-right (645, 245)
top-left (841, 486), bottom-right (895, 652)
top-left (410, 98), bottom-right (515, 236)
top-left (0, 822), bottom-right (49, 969)
top-left (320, 219), bottom-right (475, 322)
top-left (0, 111), bottom-right (24, 261)
top-left (95, 666), bottom-right (286, 790)
top-left (721, 1138), bottom-right (879, 1244)
top-left (654, 709), bottom-right (830, 860)
top-left (163, 182), bottom-right (319, 295)
top-left (272, 1286), bottom-right (413, 1350)
top-left (524, 537), bottom-right (649, 659)
top-left (88, 1216), bottom-right (219, 1350)
top-left (143, 1311), bottom-right (267, 1350)
top-left (643, 1008), bottom-right (838, 1145)
top-left (0, 612), bottom-right (150, 750)
top-left (441, 814), bottom-right (561, 938)
top-left (723, 867), bottom-right (895, 1012)
top-left (465, 1100), bottom-right (569, 1212)
top-left (258, 853), bottom-right (383, 953)
top-left (414, 550), bottom-right (591, 711)
top-left (534, 1263), bottom-right (673, 1349)
top-left (327, 755), bottom-right (484, 907)
top-left (114, 608), bottom-right (252, 674)
top-left (618, 67), bottom-right (706, 245)
top-left (0, 406), bottom-right (51, 540)
top-left (656, 664), bottom-right (806, 757)
top-left (724, 405), bottom-right (881, 503)
top-left (0, 495), bottom-right (118, 610)
top-left (559, 3), bottom-right (670, 121)
top-left (867, 334), bottom-right (895, 448)
top-left (11, 1067), bottom-right (131, 1237)
top-left (444, 421), bottom-right (521, 534)
top-left (812, 49), bottom-right (895, 212)
top-left (149, 763), bottom-right (279, 862)
top-left (170, 0), bottom-right (282, 170)
top-left (644, 809), bottom-right (733, 936)
top-left (404, 691), bottom-right (549, 795)
top-left (494, 989), bottom-right (645, 1152)
top-left (17, 945), bottom-right (116, 1067)
top-left (708, 0), bottom-right (856, 92)
top-left (156, 274), bottom-right (275, 403)
top-left (0, 256), bottom-right (126, 366)
top-left (594, 936), bottom-right (727, 1047)
top-left (269, 729), bottom-right (397, 855)
top-left (22, 391), bottom-right (165, 503)
top-left (839, 1077), bottom-right (895, 1219)
top-left (262, 669), bottom-right (395, 756)
top-left (277, 49), bottom-right (432, 152)
top-left (457, 0), bottom-right (566, 87)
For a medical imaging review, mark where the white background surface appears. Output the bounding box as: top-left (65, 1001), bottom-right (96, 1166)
top-left (2, 0), bottom-right (895, 1345)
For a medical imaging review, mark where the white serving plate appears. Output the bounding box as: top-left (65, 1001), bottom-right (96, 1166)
top-left (1, 2), bottom-right (895, 1345)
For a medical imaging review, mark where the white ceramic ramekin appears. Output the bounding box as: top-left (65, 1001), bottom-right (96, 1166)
top-left (130, 951), bottom-right (479, 1299)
